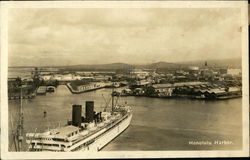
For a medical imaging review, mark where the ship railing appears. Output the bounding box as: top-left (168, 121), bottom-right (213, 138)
top-left (30, 144), bottom-right (62, 151)
top-left (93, 114), bottom-right (130, 142)
top-left (26, 138), bottom-right (70, 150)
top-left (26, 139), bottom-right (68, 145)
top-left (77, 117), bottom-right (119, 141)
top-left (88, 113), bottom-right (129, 141)
top-left (66, 114), bottom-right (131, 151)
top-left (68, 129), bottom-right (104, 151)
top-left (68, 113), bottom-right (129, 149)
top-left (70, 125), bottom-right (107, 146)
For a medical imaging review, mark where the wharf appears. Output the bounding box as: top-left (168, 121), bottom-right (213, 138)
top-left (118, 92), bottom-right (241, 100)
top-left (8, 94), bottom-right (35, 100)
top-left (66, 83), bottom-right (106, 94)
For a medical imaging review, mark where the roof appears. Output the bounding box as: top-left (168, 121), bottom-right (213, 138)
top-left (153, 82), bottom-right (208, 88)
top-left (135, 88), bottom-right (143, 91)
top-left (153, 84), bottom-right (172, 88)
top-left (228, 87), bottom-right (241, 92)
top-left (206, 89), bottom-right (226, 94)
top-left (53, 125), bottom-right (79, 139)
top-left (137, 81), bottom-right (150, 85)
top-left (26, 125), bottom-right (79, 139)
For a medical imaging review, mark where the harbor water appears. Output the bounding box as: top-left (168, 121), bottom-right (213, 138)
top-left (8, 85), bottom-right (242, 151)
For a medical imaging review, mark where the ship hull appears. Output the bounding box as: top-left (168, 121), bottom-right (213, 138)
top-left (26, 111), bottom-right (133, 152)
top-left (80, 113), bottom-right (132, 151)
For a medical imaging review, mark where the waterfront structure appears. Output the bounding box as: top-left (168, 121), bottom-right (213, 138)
top-left (8, 64), bottom-right (242, 100)
top-left (36, 86), bottom-right (47, 95)
top-left (173, 86), bottom-right (242, 99)
top-left (155, 87), bottom-right (174, 97)
top-left (67, 82), bottom-right (112, 94)
top-left (152, 82), bottom-right (209, 97)
top-left (133, 88), bottom-right (145, 96)
top-left (77, 82), bottom-right (106, 91)
top-left (200, 87), bottom-right (242, 99)
top-left (153, 81), bottom-right (209, 88)
top-left (41, 73), bottom-right (113, 83)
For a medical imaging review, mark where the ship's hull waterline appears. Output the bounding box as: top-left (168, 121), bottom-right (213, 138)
top-left (26, 99), bottom-right (133, 152)
top-left (27, 114), bottom-right (132, 152)
top-left (84, 114), bottom-right (132, 151)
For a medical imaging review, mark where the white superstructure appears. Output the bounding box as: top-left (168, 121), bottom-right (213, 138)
top-left (26, 102), bottom-right (132, 152)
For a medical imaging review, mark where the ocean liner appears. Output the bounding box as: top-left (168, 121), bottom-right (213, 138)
top-left (26, 97), bottom-right (132, 151)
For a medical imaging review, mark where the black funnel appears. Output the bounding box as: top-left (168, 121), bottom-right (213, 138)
top-left (85, 101), bottom-right (94, 123)
top-left (72, 105), bottom-right (82, 127)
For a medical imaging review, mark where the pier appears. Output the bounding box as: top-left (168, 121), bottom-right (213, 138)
top-left (66, 82), bottom-right (108, 94)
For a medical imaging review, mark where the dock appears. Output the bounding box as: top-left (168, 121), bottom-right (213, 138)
top-left (66, 83), bottom-right (106, 94)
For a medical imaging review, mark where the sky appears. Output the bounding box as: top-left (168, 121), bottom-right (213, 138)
top-left (8, 8), bottom-right (242, 66)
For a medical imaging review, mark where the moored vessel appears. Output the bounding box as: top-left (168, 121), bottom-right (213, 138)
top-left (26, 99), bottom-right (132, 152)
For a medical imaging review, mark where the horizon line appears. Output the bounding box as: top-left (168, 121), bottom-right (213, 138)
top-left (8, 57), bottom-right (242, 68)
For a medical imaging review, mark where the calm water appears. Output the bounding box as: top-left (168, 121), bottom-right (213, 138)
top-left (8, 85), bottom-right (242, 151)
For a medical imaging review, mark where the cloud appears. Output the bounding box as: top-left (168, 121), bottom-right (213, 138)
top-left (8, 8), bottom-right (241, 66)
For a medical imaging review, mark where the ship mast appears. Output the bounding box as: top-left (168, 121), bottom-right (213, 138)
top-left (111, 81), bottom-right (114, 114)
top-left (17, 84), bottom-right (24, 151)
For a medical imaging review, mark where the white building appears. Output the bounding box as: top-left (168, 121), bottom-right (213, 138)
top-left (131, 69), bottom-right (150, 79)
top-left (227, 69), bottom-right (241, 76)
top-left (41, 75), bottom-right (52, 81)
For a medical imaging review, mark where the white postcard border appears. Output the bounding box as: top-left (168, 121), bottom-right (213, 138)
top-left (0, 1), bottom-right (249, 159)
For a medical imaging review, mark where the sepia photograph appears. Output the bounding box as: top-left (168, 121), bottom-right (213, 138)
top-left (0, 1), bottom-right (249, 159)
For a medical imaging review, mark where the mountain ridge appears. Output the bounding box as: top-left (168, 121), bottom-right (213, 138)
top-left (9, 58), bottom-right (241, 69)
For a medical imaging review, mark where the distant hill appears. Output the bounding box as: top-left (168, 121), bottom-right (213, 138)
top-left (60, 63), bottom-right (132, 71)
top-left (9, 58), bottom-right (242, 71)
top-left (178, 58), bottom-right (242, 68)
top-left (148, 61), bottom-right (188, 69)
top-left (61, 62), bottom-right (186, 71)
